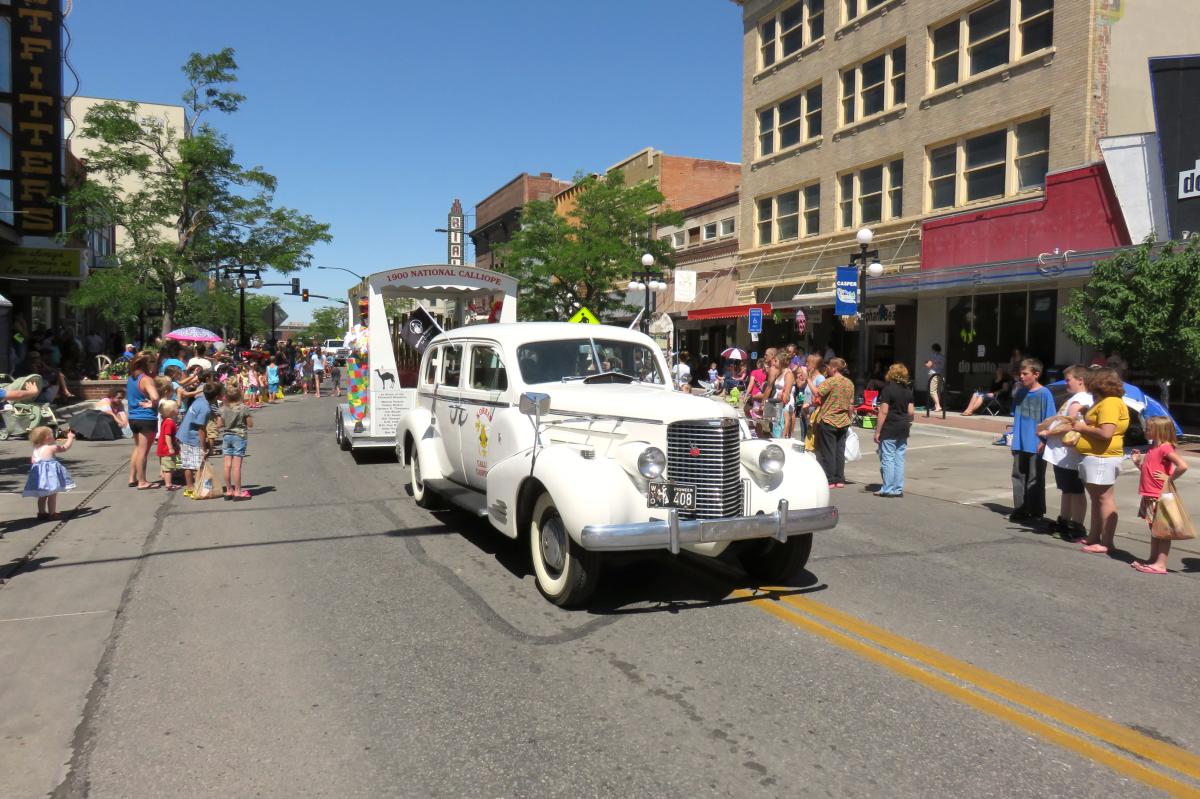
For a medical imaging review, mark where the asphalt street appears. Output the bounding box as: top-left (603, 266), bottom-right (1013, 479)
top-left (2, 396), bottom-right (1198, 798)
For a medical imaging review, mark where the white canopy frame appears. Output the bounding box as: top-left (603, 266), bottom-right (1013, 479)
top-left (353, 264), bottom-right (518, 441)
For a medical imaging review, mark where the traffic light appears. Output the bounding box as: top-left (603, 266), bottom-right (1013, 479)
top-left (291, 277), bottom-right (300, 295)
top-left (302, 289), bottom-right (310, 302)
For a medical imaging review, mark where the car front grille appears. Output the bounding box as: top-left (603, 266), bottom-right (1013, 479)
top-left (666, 418), bottom-right (742, 520)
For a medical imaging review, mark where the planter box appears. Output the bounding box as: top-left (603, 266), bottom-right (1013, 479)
top-left (73, 379), bottom-right (125, 401)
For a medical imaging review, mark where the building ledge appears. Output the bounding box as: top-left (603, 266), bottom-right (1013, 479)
top-left (833, 0), bottom-right (907, 40)
top-left (750, 135), bottom-right (823, 171)
top-left (752, 37), bottom-right (826, 85)
top-left (920, 48), bottom-right (1056, 110)
top-left (832, 104), bottom-right (907, 141)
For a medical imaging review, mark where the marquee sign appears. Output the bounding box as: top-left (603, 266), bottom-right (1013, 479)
top-left (447, 198), bottom-right (465, 266)
top-left (12, 0), bottom-right (64, 236)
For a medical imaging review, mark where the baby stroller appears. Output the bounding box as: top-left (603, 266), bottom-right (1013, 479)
top-left (0, 374), bottom-right (59, 440)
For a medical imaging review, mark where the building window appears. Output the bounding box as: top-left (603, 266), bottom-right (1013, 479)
top-left (803, 184), bottom-right (820, 236)
top-left (930, 0), bottom-right (1054, 91)
top-left (888, 159), bottom-right (903, 218)
top-left (719, 218), bottom-right (735, 236)
top-left (839, 42), bottom-right (906, 125)
top-left (838, 159), bottom-right (903, 228)
top-left (671, 231), bottom-right (685, 249)
top-left (757, 83), bottom-right (822, 158)
top-left (757, 183), bottom-right (820, 245)
top-left (758, 0), bottom-right (825, 69)
top-left (843, 0), bottom-right (888, 24)
top-left (0, 103), bottom-right (11, 172)
top-left (0, 20), bottom-right (9, 93)
top-left (926, 115), bottom-right (1050, 210)
top-left (703, 222), bottom-right (718, 241)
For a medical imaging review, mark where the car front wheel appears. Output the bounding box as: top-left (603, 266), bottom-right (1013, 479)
top-left (529, 492), bottom-right (599, 607)
top-left (737, 534), bottom-right (813, 583)
top-left (410, 448), bottom-right (438, 509)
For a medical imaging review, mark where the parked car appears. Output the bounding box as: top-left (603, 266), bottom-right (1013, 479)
top-left (389, 322), bottom-right (838, 607)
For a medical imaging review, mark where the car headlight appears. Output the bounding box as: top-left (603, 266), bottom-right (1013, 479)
top-left (758, 444), bottom-right (785, 475)
top-left (637, 446), bottom-right (667, 479)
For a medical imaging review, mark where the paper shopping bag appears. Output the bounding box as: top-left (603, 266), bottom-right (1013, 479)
top-left (193, 459), bottom-right (219, 500)
top-left (1151, 480), bottom-right (1196, 540)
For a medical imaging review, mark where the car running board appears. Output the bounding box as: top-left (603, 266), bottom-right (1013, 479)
top-left (423, 479), bottom-right (489, 517)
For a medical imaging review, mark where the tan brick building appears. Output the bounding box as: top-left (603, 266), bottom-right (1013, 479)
top-left (733, 0), bottom-right (1199, 395)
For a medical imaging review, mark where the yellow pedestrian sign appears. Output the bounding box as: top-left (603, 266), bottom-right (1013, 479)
top-left (568, 307), bottom-right (599, 324)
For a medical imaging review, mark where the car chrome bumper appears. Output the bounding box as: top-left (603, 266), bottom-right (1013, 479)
top-left (580, 500), bottom-right (838, 554)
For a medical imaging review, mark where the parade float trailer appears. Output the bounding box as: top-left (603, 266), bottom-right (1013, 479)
top-left (333, 264), bottom-right (518, 453)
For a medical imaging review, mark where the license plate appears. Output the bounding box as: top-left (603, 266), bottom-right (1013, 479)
top-left (647, 481), bottom-right (696, 510)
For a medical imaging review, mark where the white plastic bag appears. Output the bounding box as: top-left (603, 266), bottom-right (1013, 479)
top-left (844, 429), bottom-right (862, 462)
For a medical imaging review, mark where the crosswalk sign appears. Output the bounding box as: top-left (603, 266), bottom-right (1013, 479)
top-left (568, 307), bottom-right (599, 324)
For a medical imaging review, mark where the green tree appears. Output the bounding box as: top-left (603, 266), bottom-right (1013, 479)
top-left (1062, 238), bottom-right (1200, 392)
top-left (174, 285), bottom-right (282, 341)
top-left (302, 304), bottom-right (349, 343)
top-left (64, 49), bottom-right (330, 338)
top-left (495, 170), bottom-right (682, 321)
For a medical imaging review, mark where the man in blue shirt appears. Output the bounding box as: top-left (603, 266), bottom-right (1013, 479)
top-left (1009, 357), bottom-right (1056, 523)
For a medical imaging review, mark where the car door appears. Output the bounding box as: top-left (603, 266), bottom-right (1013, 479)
top-left (431, 342), bottom-right (468, 484)
top-left (459, 342), bottom-right (513, 490)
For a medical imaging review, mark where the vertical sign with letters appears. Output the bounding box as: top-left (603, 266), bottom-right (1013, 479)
top-left (447, 198), bottom-right (465, 265)
top-left (12, 0), bottom-right (63, 237)
top-left (1150, 55), bottom-right (1200, 239)
top-left (835, 265), bottom-right (859, 316)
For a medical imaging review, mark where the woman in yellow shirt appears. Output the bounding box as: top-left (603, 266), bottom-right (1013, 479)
top-left (1072, 368), bottom-right (1129, 554)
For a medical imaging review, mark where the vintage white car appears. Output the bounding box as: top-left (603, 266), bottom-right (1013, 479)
top-left (395, 322), bottom-right (838, 606)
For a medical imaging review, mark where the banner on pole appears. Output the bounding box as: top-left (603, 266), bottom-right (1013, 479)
top-left (835, 266), bottom-right (859, 316)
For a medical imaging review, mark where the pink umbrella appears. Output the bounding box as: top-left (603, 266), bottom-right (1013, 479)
top-left (721, 347), bottom-right (748, 361)
top-left (165, 326), bottom-right (223, 342)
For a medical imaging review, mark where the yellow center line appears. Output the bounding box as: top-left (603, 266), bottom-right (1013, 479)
top-left (733, 589), bottom-right (1200, 798)
top-left (771, 591), bottom-right (1200, 781)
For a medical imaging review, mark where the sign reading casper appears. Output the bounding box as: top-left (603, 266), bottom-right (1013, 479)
top-left (834, 266), bottom-right (859, 316)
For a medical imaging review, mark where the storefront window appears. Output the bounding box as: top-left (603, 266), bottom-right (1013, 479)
top-left (946, 290), bottom-right (1058, 391)
top-left (0, 20), bottom-right (9, 93)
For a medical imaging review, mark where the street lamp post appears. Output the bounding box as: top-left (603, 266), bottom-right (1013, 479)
top-left (214, 265), bottom-right (263, 350)
top-left (316, 265), bottom-right (366, 281)
top-left (849, 227), bottom-right (884, 386)
top-left (628, 253), bottom-right (667, 335)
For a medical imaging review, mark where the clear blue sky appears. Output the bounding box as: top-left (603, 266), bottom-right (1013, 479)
top-left (66, 0), bottom-right (745, 323)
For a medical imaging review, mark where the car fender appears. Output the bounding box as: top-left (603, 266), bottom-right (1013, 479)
top-left (487, 444), bottom-right (630, 543)
top-left (744, 441), bottom-right (830, 513)
top-left (398, 407), bottom-right (454, 480)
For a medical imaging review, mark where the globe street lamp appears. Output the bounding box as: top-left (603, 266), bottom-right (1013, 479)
top-left (629, 252), bottom-right (668, 334)
top-left (849, 227), bottom-right (884, 385)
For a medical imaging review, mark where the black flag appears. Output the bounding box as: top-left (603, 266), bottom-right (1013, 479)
top-left (400, 306), bottom-right (444, 354)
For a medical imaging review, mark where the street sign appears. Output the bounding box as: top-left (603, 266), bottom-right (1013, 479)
top-left (748, 306), bottom-right (763, 334)
top-left (568, 306), bottom-right (599, 324)
top-left (261, 303), bottom-right (288, 326)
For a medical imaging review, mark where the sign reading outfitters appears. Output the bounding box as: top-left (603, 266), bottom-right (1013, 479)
top-left (12, 0), bottom-right (63, 237)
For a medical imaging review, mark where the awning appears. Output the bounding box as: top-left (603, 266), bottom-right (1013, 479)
top-left (687, 302), bottom-right (771, 321)
top-left (774, 291), bottom-right (835, 310)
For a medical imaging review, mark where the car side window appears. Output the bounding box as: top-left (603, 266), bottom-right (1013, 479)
top-left (441, 344), bottom-right (463, 387)
top-left (423, 346), bottom-right (440, 386)
top-left (469, 345), bottom-right (508, 392)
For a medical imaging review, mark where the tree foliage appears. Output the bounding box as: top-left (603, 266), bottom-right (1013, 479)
top-left (495, 170), bottom-right (682, 321)
top-left (65, 49), bottom-right (330, 337)
top-left (1062, 239), bottom-right (1200, 380)
top-left (174, 285), bottom-right (281, 341)
top-left (301, 304), bottom-right (349, 343)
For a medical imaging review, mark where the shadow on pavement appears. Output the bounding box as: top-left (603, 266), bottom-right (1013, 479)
top-left (1181, 557), bottom-right (1200, 573)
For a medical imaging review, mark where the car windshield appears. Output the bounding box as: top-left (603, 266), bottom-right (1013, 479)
top-left (516, 338), bottom-right (666, 386)
top-left (326, 340), bottom-right (343, 348)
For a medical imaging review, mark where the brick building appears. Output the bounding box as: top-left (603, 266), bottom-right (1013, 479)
top-left (470, 172), bottom-right (571, 271)
top-left (733, 0), bottom-right (1199, 398)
